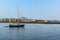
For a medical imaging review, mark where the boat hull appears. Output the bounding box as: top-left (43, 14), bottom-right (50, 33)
top-left (9, 24), bottom-right (24, 27)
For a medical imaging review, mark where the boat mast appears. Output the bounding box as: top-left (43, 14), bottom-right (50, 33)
top-left (17, 0), bottom-right (19, 24)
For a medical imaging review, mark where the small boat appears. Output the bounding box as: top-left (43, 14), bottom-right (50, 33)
top-left (9, 23), bottom-right (24, 27)
top-left (9, 0), bottom-right (24, 27)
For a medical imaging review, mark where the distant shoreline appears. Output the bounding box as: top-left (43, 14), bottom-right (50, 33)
top-left (0, 17), bottom-right (60, 24)
top-left (0, 22), bottom-right (60, 24)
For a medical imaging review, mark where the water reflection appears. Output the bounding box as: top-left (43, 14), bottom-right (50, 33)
top-left (8, 26), bottom-right (25, 40)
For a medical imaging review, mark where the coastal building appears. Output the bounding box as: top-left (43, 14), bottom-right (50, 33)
top-left (0, 18), bottom-right (9, 22)
top-left (35, 20), bottom-right (45, 23)
top-left (19, 17), bottom-right (35, 22)
top-left (9, 18), bottom-right (17, 23)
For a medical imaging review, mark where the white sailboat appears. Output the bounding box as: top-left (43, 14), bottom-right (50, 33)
top-left (9, 0), bottom-right (24, 27)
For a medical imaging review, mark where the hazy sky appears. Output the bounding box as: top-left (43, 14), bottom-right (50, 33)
top-left (0, 0), bottom-right (60, 20)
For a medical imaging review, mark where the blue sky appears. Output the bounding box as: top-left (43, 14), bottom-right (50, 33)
top-left (0, 0), bottom-right (60, 20)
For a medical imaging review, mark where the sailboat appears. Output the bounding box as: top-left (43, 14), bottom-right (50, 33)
top-left (9, 0), bottom-right (24, 27)
top-left (9, 23), bottom-right (24, 27)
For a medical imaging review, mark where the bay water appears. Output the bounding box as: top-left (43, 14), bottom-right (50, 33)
top-left (0, 23), bottom-right (60, 40)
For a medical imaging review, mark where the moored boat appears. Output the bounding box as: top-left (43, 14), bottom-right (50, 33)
top-left (9, 0), bottom-right (25, 27)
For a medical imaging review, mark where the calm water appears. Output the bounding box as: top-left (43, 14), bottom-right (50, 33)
top-left (0, 23), bottom-right (60, 40)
